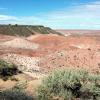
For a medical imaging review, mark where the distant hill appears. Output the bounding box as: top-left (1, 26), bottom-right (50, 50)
top-left (56, 29), bottom-right (100, 36)
top-left (0, 24), bottom-right (61, 36)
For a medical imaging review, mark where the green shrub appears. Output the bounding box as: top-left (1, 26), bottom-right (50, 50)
top-left (38, 69), bottom-right (100, 100)
top-left (0, 88), bottom-right (34, 100)
top-left (0, 59), bottom-right (19, 80)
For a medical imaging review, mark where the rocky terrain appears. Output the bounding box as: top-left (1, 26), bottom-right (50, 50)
top-left (0, 33), bottom-right (100, 77)
top-left (0, 29), bottom-right (100, 97)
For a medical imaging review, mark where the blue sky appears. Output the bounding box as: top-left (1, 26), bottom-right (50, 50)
top-left (0, 0), bottom-right (100, 29)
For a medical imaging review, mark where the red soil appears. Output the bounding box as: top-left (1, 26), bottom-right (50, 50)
top-left (26, 34), bottom-right (100, 73)
top-left (0, 34), bottom-right (100, 73)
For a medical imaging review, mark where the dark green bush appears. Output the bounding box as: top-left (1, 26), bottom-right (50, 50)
top-left (38, 69), bottom-right (100, 100)
top-left (0, 88), bottom-right (34, 100)
top-left (0, 59), bottom-right (19, 80)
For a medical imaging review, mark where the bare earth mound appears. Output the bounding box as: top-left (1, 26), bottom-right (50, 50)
top-left (0, 38), bottom-right (39, 50)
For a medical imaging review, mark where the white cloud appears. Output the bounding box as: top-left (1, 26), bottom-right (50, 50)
top-left (39, 1), bottom-right (100, 29)
top-left (0, 15), bottom-right (18, 21)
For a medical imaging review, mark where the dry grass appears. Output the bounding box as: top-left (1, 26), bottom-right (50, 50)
top-left (0, 73), bottom-right (42, 96)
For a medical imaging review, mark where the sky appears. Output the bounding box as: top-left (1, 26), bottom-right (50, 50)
top-left (0, 0), bottom-right (100, 29)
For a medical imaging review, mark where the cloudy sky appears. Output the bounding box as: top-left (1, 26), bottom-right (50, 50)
top-left (0, 0), bottom-right (100, 29)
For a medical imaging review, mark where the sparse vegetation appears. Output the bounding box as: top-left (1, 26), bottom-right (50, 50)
top-left (0, 77), bottom-right (35, 100)
top-left (38, 69), bottom-right (100, 100)
top-left (0, 59), bottom-right (19, 80)
top-left (0, 88), bottom-right (34, 100)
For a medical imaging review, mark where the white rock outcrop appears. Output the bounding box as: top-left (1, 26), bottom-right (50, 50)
top-left (1, 54), bottom-right (40, 72)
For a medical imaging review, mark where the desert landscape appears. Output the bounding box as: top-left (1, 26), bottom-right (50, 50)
top-left (0, 0), bottom-right (100, 100)
top-left (0, 26), bottom-right (100, 73)
top-left (0, 25), bottom-right (100, 100)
